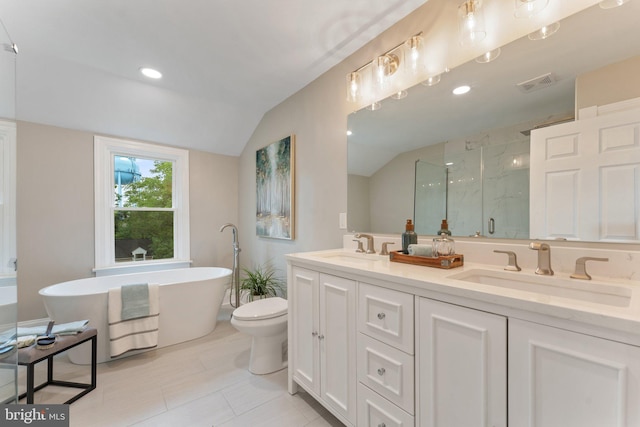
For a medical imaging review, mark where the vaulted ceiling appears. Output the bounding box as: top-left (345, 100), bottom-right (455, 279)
top-left (0, 0), bottom-right (426, 155)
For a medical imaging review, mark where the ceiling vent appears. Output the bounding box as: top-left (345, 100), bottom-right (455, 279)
top-left (516, 72), bottom-right (557, 93)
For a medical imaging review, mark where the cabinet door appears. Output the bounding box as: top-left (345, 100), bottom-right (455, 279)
top-left (509, 319), bottom-right (640, 427)
top-left (290, 266), bottom-right (320, 395)
top-left (319, 273), bottom-right (357, 424)
top-left (417, 298), bottom-right (507, 427)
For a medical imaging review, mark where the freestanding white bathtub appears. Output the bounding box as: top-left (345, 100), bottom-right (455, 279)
top-left (39, 267), bottom-right (231, 364)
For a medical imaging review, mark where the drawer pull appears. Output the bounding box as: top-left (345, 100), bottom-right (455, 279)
top-left (377, 312), bottom-right (386, 320)
top-left (377, 367), bottom-right (386, 376)
top-left (318, 334), bottom-right (325, 340)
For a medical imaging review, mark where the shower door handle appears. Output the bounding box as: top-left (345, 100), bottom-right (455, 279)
top-left (488, 218), bottom-right (495, 235)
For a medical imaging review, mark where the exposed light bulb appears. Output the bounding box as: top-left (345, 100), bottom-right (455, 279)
top-left (421, 74), bottom-right (442, 87)
top-left (346, 72), bottom-right (362, 103)
top-left (514, 0), bottom-right (549, 18)
top-left (475, 48), bottom-right (501, 63)
top-left (391, 90), bottom-right (408, 100)
top-left (458, 0), bottom-right (486, 47)
top-left (404, 35), bottom-right (424, 75)
top-left (599, 0), bottom-right (629, 8)
top-left (528, 22), bottom-right (560, 40)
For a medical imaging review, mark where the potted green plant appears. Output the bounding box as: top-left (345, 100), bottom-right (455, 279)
top-left (240, 263), bottom-right (284, 301)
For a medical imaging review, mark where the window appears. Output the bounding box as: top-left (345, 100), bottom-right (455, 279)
top-left (94, 136), bottom-right (189, 272)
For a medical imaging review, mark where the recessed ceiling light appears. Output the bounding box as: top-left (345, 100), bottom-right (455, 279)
top-left (140, 67), bottom-right (162, 79)
top-left (452, 85), bottom-right (471, 95)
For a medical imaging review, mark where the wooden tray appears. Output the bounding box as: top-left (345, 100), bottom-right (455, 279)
top-left (389, 250), bottom-right (464, 269)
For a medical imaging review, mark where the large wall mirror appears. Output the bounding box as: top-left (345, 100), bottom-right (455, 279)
top-left (347, 1), bottom-right (640, 241)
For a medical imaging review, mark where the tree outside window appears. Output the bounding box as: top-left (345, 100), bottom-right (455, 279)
top-left (114, 157), bottom-right (174, 262)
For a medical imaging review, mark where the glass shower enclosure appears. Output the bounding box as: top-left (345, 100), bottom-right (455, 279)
top-left (0, 18), bottom-right (18, 404)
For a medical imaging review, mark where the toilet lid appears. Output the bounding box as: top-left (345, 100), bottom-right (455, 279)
top-left (233, 297), bottom-right (288, 321)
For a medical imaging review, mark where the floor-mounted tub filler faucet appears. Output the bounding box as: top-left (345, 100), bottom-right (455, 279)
top-left (529, 242), bottom-right (553, 276)
top-left (220, 223), bottom-right (241, 308)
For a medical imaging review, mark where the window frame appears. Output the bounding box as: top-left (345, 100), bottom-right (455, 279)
top-left (94, 135), bottom-right (190, 273)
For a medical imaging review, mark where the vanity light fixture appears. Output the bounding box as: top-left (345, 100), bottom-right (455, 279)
top-left (140, 67), bottom-right (162, 79)
top-left (453, 85), bottom-right (471, 95)
top-left (404, 34), bottom-right (425, 75)
top-left (346, 71), bottom-right (362, 103)
top-left (599, 0), bottom-right (629, 8)
top-left (475, 48), bottom-right (501, 63)
top-left (458, 0), bottom-right (486, 47)
top-left (374, 53), bottom-right (400, 91)
top-left (528, 22), bottom-right (560, 40)
top-left (391, 90), bottom-right (408, 100)
top-left (514, 0), bottom-right (549, 18)
top-left (421, 74), bottom-right (442, 87)
top-left (367, 102), bottom-right (382, 111)
top-left (346, 32), bottom-right (423, 105)
top-left (346, 130), bottom-right (353, 136)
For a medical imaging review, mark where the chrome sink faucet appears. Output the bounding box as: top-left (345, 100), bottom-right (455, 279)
top-left (529, 242), bottom-right (553, 275)
top-left (354, 233), bottom-right (376, 254)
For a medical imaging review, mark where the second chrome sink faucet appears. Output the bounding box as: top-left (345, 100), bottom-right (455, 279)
top-left (529, 242), bottom-right (554, 276)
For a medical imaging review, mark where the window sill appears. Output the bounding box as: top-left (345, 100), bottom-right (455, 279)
top-left (93, 260), bottom-right (192, 277)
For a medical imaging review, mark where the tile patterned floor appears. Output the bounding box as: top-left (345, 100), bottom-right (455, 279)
top-left (17, 306), bottom-right (343, 427)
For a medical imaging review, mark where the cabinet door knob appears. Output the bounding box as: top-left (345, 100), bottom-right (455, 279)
top-left (378, 423), bottom-right (386, 427)
top-left (377, 312), bottom-right (386, 320)
top-left (318, 334), bottom-right (325, 340)
top-left (377, 367), bottom-right (386, 376)
top-left (311, 331), bottom-right (318, 337)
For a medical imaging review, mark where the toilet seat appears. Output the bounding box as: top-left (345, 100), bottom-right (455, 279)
top-left (233, 297), bottom-right (288, 321)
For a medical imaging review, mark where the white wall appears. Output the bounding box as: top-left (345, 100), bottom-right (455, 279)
top-left (235, 0), bottom-right (601, 277)
top-left (16, 121), bottom-right (238, 320)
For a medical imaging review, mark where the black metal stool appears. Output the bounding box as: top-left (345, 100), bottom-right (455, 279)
top-left (18, 328), bottom-right (97, 404)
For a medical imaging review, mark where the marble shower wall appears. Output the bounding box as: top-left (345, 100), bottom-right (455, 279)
top-left (415, 123), bottom-right (532, 238)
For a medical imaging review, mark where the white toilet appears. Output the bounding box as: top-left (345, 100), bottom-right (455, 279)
top-left (230, 297), bottom-right (288, 375)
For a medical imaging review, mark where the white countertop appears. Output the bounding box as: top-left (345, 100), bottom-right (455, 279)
top-left (286, 248), bottom-right (640, 343)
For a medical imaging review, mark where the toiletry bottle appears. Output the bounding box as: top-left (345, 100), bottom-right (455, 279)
top-left (402, 219), bottom-right (418, 254)
top-left (438, 219), bottom-right (452, 236)
top-left (433, 232), bottom-right (455, 256)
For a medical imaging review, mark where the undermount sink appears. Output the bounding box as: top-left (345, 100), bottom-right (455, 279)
top-left (448, 269), bottom-right (632, 308)
top-left (317, 252), bottom-right (385, 265)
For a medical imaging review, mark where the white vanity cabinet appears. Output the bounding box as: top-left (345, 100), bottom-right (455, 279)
top-left (288, 251), bottom-right (640, 427)
top-left (417, 297), bottom-right (507, 427)
top-left (509, 318), bottom-right (640, 427)
top-left (289, 266), bottom-right (357, 425)
top-left (357, 283), bottom-right (415, 426)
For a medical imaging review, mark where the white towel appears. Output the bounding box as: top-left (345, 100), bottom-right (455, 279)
top-left (108, 284), bottom-right (159, 358)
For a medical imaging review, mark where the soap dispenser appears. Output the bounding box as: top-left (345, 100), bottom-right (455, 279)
top-left (433, 232), bottom-right (455, 256)
top-left (438, 219), bottom-right (452, 236)
top-left (401, 219), bottom-right (418, 254)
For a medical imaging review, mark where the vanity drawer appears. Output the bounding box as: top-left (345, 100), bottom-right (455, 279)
top-left (359, 283), bottom-right (414, 353)
top-left (358, 383), bottom-right (414, 427)
top-left (358, 333), bottom-right (414, 414)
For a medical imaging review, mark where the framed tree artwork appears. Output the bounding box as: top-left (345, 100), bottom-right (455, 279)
top-left (256, 135), bottom-right (295, 239)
